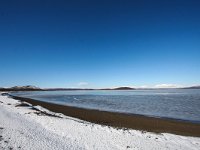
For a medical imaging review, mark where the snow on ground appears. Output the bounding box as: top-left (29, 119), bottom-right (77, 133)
top-left (0, 93), bottom-right (200, 150)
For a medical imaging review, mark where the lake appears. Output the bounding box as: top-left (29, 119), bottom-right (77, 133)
top-left (11, 89), bottom-right (200, 123)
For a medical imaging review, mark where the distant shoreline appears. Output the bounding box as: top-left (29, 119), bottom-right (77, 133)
top-left (10, 94), bottom-right (200, 137)
top-left (1, 84), bottom-right (200, 92)
top-left (0, 86), bottom-right (135, 91)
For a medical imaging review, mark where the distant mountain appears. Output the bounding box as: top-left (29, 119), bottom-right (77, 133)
top-left (0, 85), bottom-right (42, 91)
top-left (11, 85), bottom-right (41, 90)
top-left (183, 86), bottom-right (200, 89)
top-left (113, 87), bottom-right (135, 90)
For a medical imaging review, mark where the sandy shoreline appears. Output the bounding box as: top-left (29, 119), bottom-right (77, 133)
top-left (10, 94), bottom-right (200, 137)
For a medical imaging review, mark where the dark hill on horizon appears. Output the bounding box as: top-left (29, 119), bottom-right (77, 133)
top-left (0, 85), bottom-right (41, 91)
top-left (183, 86), bottom-right (200, 89)
top-left (113, 87), bottom-right (135, 90)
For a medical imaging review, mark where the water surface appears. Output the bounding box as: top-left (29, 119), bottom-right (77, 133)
top-left (12, 89), bottom-right (200, 123)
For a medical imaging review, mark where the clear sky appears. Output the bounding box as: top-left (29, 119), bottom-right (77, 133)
top-left (0, 0), bottom-right (200, 88)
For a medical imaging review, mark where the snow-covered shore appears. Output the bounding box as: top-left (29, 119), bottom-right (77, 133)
top-left (0, 93), bottom-right (200, 150)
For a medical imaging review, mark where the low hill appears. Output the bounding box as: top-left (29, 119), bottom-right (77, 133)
top-left (183, 86), bottom-right (200, 89)
top-left (113, 87), bottom-right (135, 90)
top-left (0, 85), bottom-right (42, 91)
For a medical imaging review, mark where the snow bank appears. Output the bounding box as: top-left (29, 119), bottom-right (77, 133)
top-left (0, 93), bottom-right (200, 150)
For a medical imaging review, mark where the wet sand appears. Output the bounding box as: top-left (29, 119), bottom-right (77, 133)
top-left (11, 95), bottom-right (200, 137)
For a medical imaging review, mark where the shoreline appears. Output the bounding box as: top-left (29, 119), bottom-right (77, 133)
top-left (1, 93), bottom-right (200, 149)
top-left (10, 94), bottom-right (200, 137)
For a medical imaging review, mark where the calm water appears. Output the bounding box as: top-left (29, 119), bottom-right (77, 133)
top-left (12, 89), bottom-right (200, 123)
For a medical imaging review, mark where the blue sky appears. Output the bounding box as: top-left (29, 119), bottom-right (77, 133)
top-left (0, 0), bottom-right (200, 88)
